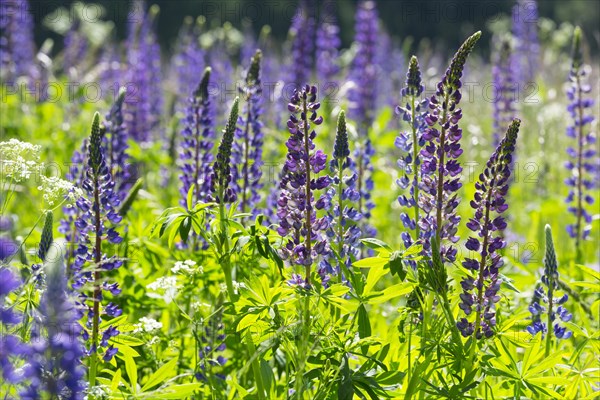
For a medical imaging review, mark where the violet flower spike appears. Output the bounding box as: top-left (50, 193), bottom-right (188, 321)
top-left (396, 56), bottom-right (428, 259)
top-left (321, 111), bottom-right (362, 285)
top-left (179, 67), bottom-right (215, 208)
top-left (420, 31), bottom-right (481, 263)
top-left (22, 250), bottom-right (86, 399)
top-left (277, 85), bottom-right (331, 286)
top-left (316, 0), bottom-right (341, 90)
top-left (511, 0), bottom-right (539, 86)
top-left (103, 87), bottom-right (132, 202)
top-left (210, 98), bottom-right (240, 204)
top-left (286, 0), bottom-right (315, 90)
top-left (564, 27), bottom-right (597, 263)
top-left (492, 39), bottom-right (517, 147)
top-left (526, 225), bottom-right (572, 348)
top-left (232, 50), bottom-right (264, 215)
top-left (72, 113), bottom-right (123, 385)
top-left (457, 118), bottom-right (520, 339)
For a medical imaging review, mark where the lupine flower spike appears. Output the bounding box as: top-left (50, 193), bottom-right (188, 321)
top-left (277, 85), bottom-right (331, 287)
top-left (492, 39), bottom-right (517, 147)
top-left (511, 0), bottom-right (539, 86)
top-left (23, 247), bottom-right (86, 399)
top-left (316, 0), bottom-right (341, 89)
top-left (564, 27), bottom-right (597, 263)
top-left (527, 225), bottom-right (572, 354)
top-left (103, 87), bottom-right (131, 201)
top-left (179, 67), bottom-right (215, 207)
top-left (320, 111), bottom-right (362, 284)
top-left (420, 31), bottom-right (481, 263)
top-left (457, 118), bottom-right (520, 339)
top-left (232, 50), bottom-right (264, 214)
top-left (396, 56), bottom-right (428, 257)
top-left (210, 98), bottom-right (240, 204)
top-left (287, 0), bottom-right (315, 90)
top-left (72, 113), bottom-right (123, 386)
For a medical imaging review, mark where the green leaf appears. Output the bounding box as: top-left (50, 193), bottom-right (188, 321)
top-left (140, 358), bottom-right (178, 392)
top-left (357, 304), bottom-right (371, 338)
top-left (338, 355), bottom-right (354, 400)
top-left (124, 354), bottom-right (138, 393)
top-left (388, 251), bottom-right (406, 280)
top-left (142, 383), bottom-right (203, 399)
top-left (354, 257), bottom-right (388, 269)
top-left (361, 238), bottom-right (392, 252)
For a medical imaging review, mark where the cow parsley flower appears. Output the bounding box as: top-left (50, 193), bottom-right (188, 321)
top-left (0, 139), bottom-right (41, 183)
top-left (147, 276), bottom-right (181, 303)
top-left (133, 317), bottom-right (163, 333)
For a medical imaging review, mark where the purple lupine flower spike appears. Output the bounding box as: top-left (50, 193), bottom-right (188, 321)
top-left (286, 0), bottom-right (315, 90)
top-left (124, 1), bottom-right (162, 143)
top-left (72, 113), bottom-right (123, 366)
top-left (63, 18), bottom-right (88, 82)
top-left (420, 31), bottom-right (481, 263)
top-left (526, 225), bottom-right (572, 342)
top-left (277, 85), bottom-right (331, 287)
top-left (0, 0), bottom-right (39, 86)
top-left (457, 118), bottom-right (520, 339)
top-left (564, 27), bottom-right (597, 263)
top-left (511, 0), bottom-right (539, 86)
top-left (232, 51), bottom-right (264, 215)
top-left (23, 250), bottom-right (86, 399)
top-left (348, 1), bottom-right (380, 251)
top-left (172, 16), bottom-right (205, 112)
top-left (179, 67), bottom-right (215, 208)
top-left (492, 39), bottom-right (517, 147)
top-left (316, 0), bottom-right (340, 90)
top-left (321, 111), bottom-right (362, 284)
top-left (0, 267), bottom-right (31, 385)
top-left (396, 56), bottom-right (428, 259)
top-left (210, 98), bottom-right (240, 204)
top-left (103, 88), bottom-right (132, 202)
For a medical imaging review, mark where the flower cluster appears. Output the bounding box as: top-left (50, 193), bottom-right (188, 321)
top-left (210, 98), bottom-right (240, 204)
top-left (63, 17), bottom-right (88, 82)
top-left (349, 0), bottom-right (380, 129)
top-left (320, 111), bottom-right (362, 284)
top-left (420, 31), bottom-right (481, 263)
top-left (37, 176), bottom-right (81, 209)
top-left (171, 17), bottom-right (205, 112)
top-left (287, 1), bottom-right (315, 89)
top-left (0, 267), bottom-right (29, 384)
top-left (527, 225), bottom-right (572, 339)
top-left (0, 139), bottom-right (41, 183)
top-left (103, 88), bottom-right (132, 201)
top-left (147, 276), bottom-right (181, 304)
top-left (232, 50), bottom-right (265, 214)
top-left (511, 0), bottom-right (539, 86)
top-left (277, 85), bottom-right (331, 286)
top-left (72, 113), bottom-right (123, 361)
top-left (316, 0), bottom-right (341, 87)
top-left (492, 39), bottom-right (517, 147)
top-left (564, 27), bottom-right (597, 260)
top-left (23, 253), bottom-right (86, 399)
top-left (171, 259), bottom-right (201, 275)
top-left (196, 313), bottom-right (227, 382)
top-left (124, 0), bottom-right (163, 143)
top-left (133, 317), bottom-right (163, 334)
top-left (396, 56), bottom-right (428, 254)
top-left (457, 118), bottom-right (520, 339)
top-left (0, 0), bottom-right (38, 85)
top-left (179, 67), bottom-right (215, 207)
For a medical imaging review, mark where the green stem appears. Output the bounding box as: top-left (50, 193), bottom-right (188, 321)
top-left (219, 202), bottom-right (236, 302)
top-left (89, 169), bottom-right (103, 388)
top-left (545, 281), bottom-right (554, 357)
top-left (245, 330), bottom-right (267, 400)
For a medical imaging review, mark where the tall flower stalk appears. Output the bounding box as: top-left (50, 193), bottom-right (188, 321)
top-left (320, 111), bottom-right (361, 284)
top-left (232, 50), bottom-right (264, 215)
top-left (210, 98), bottom-right (239, 302)
top-left (492, 39), bottom-right (517, 147)
top-left (564, 27), bottom-right (596, 263)
top-left (457, 118), bottom-right (520, 339)
top-left (349, 1), bottom-right (380, 245)
top-left (527, 225), bottom-right (572, 356)
top-left (179, 67), bottom-right (215, 208)
top-left (315, 0), bottom-right (340, 89)
top-left (286, 0), bottom-right (315, 89)
top-left (420, 31), bottom-right (481, 263)
top-left (103, 88), bottom-right (131, 202)
top-left (277, 85), bottom-right (330, 287)
top-left (396, 56), bottom-right (428, 253)
top-left (511, 0), bottom-right (539, 86)
top-left (72, 113), bottom-right (123, 387)
top-left (23, 247), bottom-right (86, 399)
top-left (0, 0), bottom-right (38, 86)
